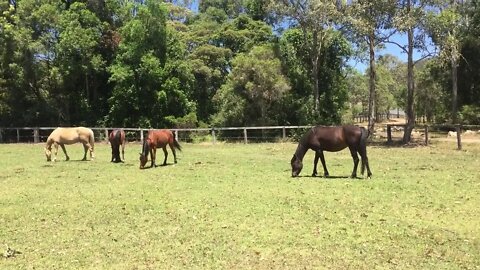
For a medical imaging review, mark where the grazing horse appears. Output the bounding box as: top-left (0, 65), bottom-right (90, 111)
top-left (139, 129), bottom-right (182, 169)
top-left (109, 129), bottom-right (126, 163)
top-left (44, 127), bottom-right (95, 162)
top-left (291, 125), bottom-right (372, 178)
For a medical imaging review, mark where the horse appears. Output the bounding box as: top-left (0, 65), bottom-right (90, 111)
top-left (291, 125), bottom-right (372, 178)
top-left (109, 129), bottom-right (126, 163)
top-left (139, 129), bottom-right (182, 169)
top-left (44, 127), bottom-right (95, 162)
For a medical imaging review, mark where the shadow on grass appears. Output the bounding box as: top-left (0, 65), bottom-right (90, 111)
top-left (293, 175), bottom-right (368, 180)
top-left (140, 163), bottom-right (176, 170)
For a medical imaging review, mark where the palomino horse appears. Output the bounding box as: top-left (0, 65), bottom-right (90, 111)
top-left (109, 129), bottom-right (126, 163)
top-left (291, 125), bottom-right (372, 178)
top-left (139, 129), bottom-right (182, 169)
top-left (44, 127), bottom-right (95, 162)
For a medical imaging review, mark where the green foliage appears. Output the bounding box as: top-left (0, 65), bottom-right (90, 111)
top-left (3, 0), bottom-right (478, 128)
top-left (213, 45), bottom-right (290, 126)
top-left (459, 105), bottom-right (480, 125)
top-left (279, 27), bottom-right (351, 125)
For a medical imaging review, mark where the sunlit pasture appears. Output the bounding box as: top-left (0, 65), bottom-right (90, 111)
top-left (1, 141), bottom-right (479, 269)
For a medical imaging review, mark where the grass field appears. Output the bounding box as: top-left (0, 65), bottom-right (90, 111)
top-left (1, 140), bottom-right (479, 269)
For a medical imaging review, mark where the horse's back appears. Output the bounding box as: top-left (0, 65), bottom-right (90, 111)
top-left (311, 125), bottom-right (362, 152)
top-left (49, 127), bottom-right (93, 144)
top-left (148, 129), bottom-right (174, 147)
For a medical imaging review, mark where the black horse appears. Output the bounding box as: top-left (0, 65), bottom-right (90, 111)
top-left (291, 125), bottom-right (372, 178)
top-left (109, 129), bottom-right (126, 163)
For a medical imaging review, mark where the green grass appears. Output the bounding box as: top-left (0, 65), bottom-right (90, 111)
top-left (1, 141), bottom-right (479, 269)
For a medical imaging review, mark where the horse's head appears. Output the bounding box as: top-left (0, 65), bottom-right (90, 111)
top-left (291, 154), bottom-right (303, 177)
top-left (45, 147), bottom-right (52, 162)
top-left (139, 153), bottom-right (148, 169)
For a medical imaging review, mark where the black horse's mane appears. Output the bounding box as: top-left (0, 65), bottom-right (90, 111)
top-left (141, 139), bottom-right (150, 156)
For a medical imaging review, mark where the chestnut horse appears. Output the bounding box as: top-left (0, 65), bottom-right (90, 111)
top-left (291, 125), bottom-right (372, 178)
top-left (139, 129), bottom-right (181, 169)
top-left (44, 127), bottom-right (95, 162)
top-left (109, 129), bottom-right (126, 163)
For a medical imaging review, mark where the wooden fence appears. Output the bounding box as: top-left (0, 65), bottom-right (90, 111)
top-left (385, 124), bottom-right (480, 150)
top-left (0, 126), bottom-right (313, 144)
top-left (1, 125), bottom-right (478, 149)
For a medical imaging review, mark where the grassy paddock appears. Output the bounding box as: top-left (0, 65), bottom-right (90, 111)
top-left (1, 141), bottom-right (479, 269)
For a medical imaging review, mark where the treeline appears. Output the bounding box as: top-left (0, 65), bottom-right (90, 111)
top-left (1, 0), bottom-right (480, 131)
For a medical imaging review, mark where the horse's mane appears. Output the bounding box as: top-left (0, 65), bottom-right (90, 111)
top-left (142, 139), bottom-right (150, 156)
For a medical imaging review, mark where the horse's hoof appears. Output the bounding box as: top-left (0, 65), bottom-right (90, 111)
top-left (312, 172), bottom-right (317, 177)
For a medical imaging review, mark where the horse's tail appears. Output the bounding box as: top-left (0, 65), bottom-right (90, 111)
top-left (89, 129), bottom-right (95, 151)
top-left (173, 132), bottom-right (182, 151)
top-left (360, 127), bottom-right (368, 175)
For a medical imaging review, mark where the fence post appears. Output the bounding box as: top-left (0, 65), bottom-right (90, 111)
top-left (175, 130), bottom-right (179, 142)
top-left (456, 124), bottom-right (462, 150)
top-left (16, 129), bottom-right (20, 143)
top-left (140, 129), bottom-right (144, 142)
top-left (105, 129), bottom-right (109, 142)
top-left (0, 128), bottom-right (3, 143)
top-left (243, 128), bottom-right (248, 144)
top-left (282, 127), bottom-right (286, 140)
top-left (211, 128), bottom-right (216, 145)
top-left (424, 125), bottom-right (429, 146)
top-left (387, 125), bottom-right (392, 143)
top-left (34, 128), bottom-right (40, 143)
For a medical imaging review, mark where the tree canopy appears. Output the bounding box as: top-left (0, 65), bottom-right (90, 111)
top-left (1, 0), bottom-right (479, 129)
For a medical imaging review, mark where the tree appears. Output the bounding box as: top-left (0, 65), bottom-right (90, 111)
top-left (213, 45), bottom-right (290, 126)
top-left (427, 1), bottom-right (463, 124)
top-left (393, 0), bottom-right (432, 143)
top-left (272, 0), bottom-right (342, 116)
top-left (108, 1), bottom-right (195, 127)
top-left (346, 0), bottom-right (396, 135)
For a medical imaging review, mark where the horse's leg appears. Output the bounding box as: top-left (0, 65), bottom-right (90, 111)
top-left (169, 143), bottom-right (177, 164)
top-left (162, 146), bottom-right (168, 165)
top-left (114, 145), bottom-right (120, 162)
top-left (60, 144), bottom-right (69, 161)
top-left (349, 147), bottom-right (360, 178)
top-left (312, 151), bottom-right (320, 177)
top-left (110, 145), bottom-right (115, 162)
top-left (81, 143), bottom-right (88, 161)
top-left (358, 147), bottom-right (372, 178)
top-left (318, 150), bottom-right (329, 177)
top-left (150, 147), bottom-right (156, 167)
top-left (121, 142), bottom-right (125, 162)
top-left (53, 143), bottom-right (59, 162)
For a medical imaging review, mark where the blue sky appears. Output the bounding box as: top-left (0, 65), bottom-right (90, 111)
top-left (350, 33), bottom-right (437, 73)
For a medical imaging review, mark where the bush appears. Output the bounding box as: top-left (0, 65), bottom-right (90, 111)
top-left (459, 105), bottom-right (480, 125)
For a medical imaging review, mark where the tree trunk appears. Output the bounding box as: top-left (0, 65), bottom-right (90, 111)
top-left (312, 31), bottom-right (320, 114)
top-left (367, 32), bottom-right (376, 136)
top-left (403, 7), bottom-right (415, 144)
top-left (451, 56), bottom-right (458, 123)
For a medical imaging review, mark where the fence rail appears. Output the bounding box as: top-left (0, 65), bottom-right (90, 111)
top-left (0, 126), bottom-right (313, 144)
top-left (1, 125), bottom-right (478, 149)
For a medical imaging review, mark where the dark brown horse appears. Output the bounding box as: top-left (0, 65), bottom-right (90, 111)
top-left (109, 129), bottom-right (126, 163)
top-left (291, 125), bottom-right (372, 178)
top-left (139, 129), bottom-right (182, 169)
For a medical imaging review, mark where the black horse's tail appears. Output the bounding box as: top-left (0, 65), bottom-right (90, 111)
top-left (360, 127), bottom-right (368, 175)
top-left (173, 131), bottom-right (182, 151)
